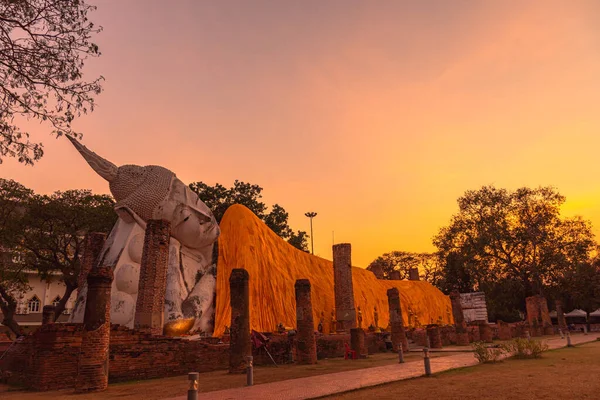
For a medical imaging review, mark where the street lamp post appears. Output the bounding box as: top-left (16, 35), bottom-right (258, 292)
top-left (304, 212), bottom-right (317, 255)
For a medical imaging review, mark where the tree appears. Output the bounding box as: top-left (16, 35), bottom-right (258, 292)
top-left (366, 251), bottom-right (438, 281)
top-left (189, 180), bottom-right (309, 251)
top-left (0, 0), bottom-right (103, 165)
top-left (0, 180), bottom-right (115, 336)
top-left (433, 185), bottom-right (596, 320)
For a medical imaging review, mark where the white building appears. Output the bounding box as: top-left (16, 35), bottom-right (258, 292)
top-left (0, 252), bottom-right (77, 336)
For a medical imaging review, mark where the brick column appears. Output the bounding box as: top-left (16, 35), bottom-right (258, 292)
top-left (78, 232), bottom-right (107, 297)
top-left (229, 269), bottom-right (251, 374)
top-left (332, 244), bottom-right (356, 332)
top-left (350, 328), bottom-right (366, 358)
top-left (389, 270), bottom-right (401, 280)
top-left (134, 220), bottom-right (170, 335)
top-left (369, 264), bottom-right (384, 279)
top-left (75, 265), bottom-right (114, 392)
top-left (408, 267), bottom-right (420, 281)
top-left (450, 291), bottom-right (469, 345)
top-left (526, 295), bottom-right (550, 337)
top-left (497, 320), bottom-right (512, 340)
top-left (427, 325), bottom-right (443, 348)
top-left (295, 279), bottom-right (317, 364)
top-left (387, 288), bottom-right (408, 352)
top-left (556, 300), bottom-right (567, 332)
top-left (479, 322), bottom-right (493, 343)
top-left (42, 305), bottom-right (55, 325)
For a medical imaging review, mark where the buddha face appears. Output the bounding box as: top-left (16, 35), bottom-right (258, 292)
top-left (154, 177), bottom-right (220, 252)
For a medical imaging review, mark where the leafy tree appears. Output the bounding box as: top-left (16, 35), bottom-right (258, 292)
top-left (0, 0), bottom-right (103, 165)
top-left (433, 185), bottom-right (596, 320)
top-left (0, 180), bottom-right (115, 335)
top-left (189, 180), bottom-right (309, 251)
top-left (366, 251), bottom-right (438, 281)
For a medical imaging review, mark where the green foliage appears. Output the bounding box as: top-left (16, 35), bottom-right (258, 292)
top-left (0, 0), bottom-right (103, 165)
top-left (472, 341), bottom-right (508, 363)
top-left (433, 185), bottom-right (597, 319)
top-left (0, 179), bottom-right (116, 335)
top-left (507, 338), bottom-right (549, 359)
top-left (189, 180), bottom-right (309, 252)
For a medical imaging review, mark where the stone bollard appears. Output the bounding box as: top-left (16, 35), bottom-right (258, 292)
top-left (246, 356), bottom-right (254, 386)
top-left (398, 345), bottom-right (405, 363)
top-left (188, 372), bottom-right (199, 400)
top-left (387, 287), bottom-right (409, 352)
top-left (42, 305), bottom-right (56, 325)
top-left (389, 270), bottom-right (401, 280)
top-left (229, 269), bottom-right (251, 374)
top-left (295, 279), bottom-right (317, 364)
top-left (332, 244), bottom-right (356, 332)
top-left (75, 265), bottom-right (114, 392)
top-left (423, 348), bottom-right (432, 376)
top-left (134, 219), bottom-right (171, 335)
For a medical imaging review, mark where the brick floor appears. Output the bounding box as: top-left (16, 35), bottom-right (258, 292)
top-left (167, 334), bottom-right (598, 400)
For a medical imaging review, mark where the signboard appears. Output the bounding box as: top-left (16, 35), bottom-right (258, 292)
top-left (460, 292), bottom-right (488, 323)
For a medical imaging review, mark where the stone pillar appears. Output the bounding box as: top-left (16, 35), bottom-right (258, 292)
top-left (75, 265), bottom-right (114, 392)
top-left (332, 244), bottom-right (356, 332)
top-left (78, 232), bottom-right (107, 296)
top-left (450, 291), bottom-right (469, 345)
top-left (389, 270), bottom-right (401, 280)
top-left (229, 269), bottom-right (251, 374)
top-left (556, 300), bottom-right (567, 332)
top-left (408, 267), bottom-right (420, 281)
top-left (387, 288), bottom-right (408, 352)
top-left (295, 279), bottom-right (317, 364)
top-left (369, 264), bottom-right (384, 279)
top-left (497, 320), bottom-right (512, 340)
top-left (468, 324), bottom-right (481, 342)
top-left (42, 305), bottom-right (55, 325)
top-left (134, 219), bottom-right (170, 335)
top-left (350, 328), bottom-right (366, 358)
top-left (479, 322), bottom-right (493, 343)
top-left (427, 325), bottom-right (443, 348)
top-left (526, 295), bottom-right (551, 337)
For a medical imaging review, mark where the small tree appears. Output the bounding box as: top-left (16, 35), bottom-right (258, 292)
top-left (0, 0), bottom-right (103, 165)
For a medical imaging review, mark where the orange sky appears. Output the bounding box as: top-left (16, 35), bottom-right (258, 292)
top-left (2, 0), bottom-right (600, 268)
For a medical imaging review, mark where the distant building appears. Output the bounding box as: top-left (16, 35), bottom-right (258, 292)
top-left (0, 250), bottom-right (76, 337)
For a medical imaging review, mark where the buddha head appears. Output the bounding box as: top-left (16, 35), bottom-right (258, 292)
top-left (66, 136), bottom-right (220, 253)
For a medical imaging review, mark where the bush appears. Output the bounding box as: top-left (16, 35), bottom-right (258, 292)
top-left (508, 338), bottom-right (549, 359)
top-left (472, 341), bottom-right (508, 363)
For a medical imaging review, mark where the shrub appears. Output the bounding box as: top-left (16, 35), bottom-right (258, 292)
top-left (508, 338), bottom-right (549, 359)
top-left (472, 341), bottom-right (507, 363)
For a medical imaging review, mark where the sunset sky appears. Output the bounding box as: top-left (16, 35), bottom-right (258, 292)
top-left (3, 0), bottom-right (600, 268)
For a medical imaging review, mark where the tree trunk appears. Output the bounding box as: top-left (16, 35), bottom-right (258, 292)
top-left (52, 282), bottom-right (76, 321)
top-left (0, 287), bottom-right (23, 338)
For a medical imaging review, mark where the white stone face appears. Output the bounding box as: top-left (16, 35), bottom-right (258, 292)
top-left (115, 263), bottom-right (140, 295)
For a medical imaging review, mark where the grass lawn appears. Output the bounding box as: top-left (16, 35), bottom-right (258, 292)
top-left (0, 350), bottom-right (462, 399)
top-left (329, 340), bottom-right (600, 400)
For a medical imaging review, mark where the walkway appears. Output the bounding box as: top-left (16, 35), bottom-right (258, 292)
top-left (167, 334), bottom-right (598, 400)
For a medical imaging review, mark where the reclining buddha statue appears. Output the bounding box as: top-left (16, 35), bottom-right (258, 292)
top-left (67, 136), bottom-right (219, 336)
